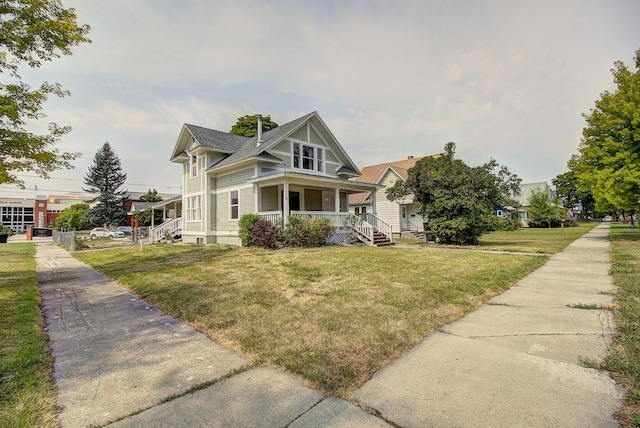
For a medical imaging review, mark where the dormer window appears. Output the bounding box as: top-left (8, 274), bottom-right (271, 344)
top-left (190, 154), bottom-right (198, 178)
top-left (293, 142), bottom-right (324, 173)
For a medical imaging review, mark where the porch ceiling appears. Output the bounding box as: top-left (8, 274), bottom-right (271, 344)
top-left (249, 171), bottom-right (380, 194)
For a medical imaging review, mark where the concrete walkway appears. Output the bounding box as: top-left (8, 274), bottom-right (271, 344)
top-left (35, 223), bottom-right (624, 427)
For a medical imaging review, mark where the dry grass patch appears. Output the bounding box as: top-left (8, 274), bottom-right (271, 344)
top-left (76, 244), bottom-right (545, 397)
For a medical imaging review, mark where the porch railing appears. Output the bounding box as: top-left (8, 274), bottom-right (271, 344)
top-left (150, 217), bottom-right (182, 243)
top-left (258, 211), bottom-right (283, 225)
top-left (291, 211), bottom-right (352, 228)
top-left (255, 211), bottom-right (391, 246)
top-left (362, 213), bottom-right (393, 239)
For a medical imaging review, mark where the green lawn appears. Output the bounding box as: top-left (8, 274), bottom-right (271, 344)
top-left (606, 223), bottom-right (640, 427)
top-left (398, 222), bottom-right (599, 253)
top-left (0, 243), bottom-right (58, 427)
top-left (75, 244), bottom-right (546, 396)
top-left (0, 221), bottom-right (608, 425)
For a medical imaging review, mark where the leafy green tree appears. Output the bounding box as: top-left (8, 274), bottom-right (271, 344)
top-left (552, 155), bottom-right (596, 218)
top-left (134, 189), bottom-right (163, 226)
top-left (53, 203), bottom-right (89, 230)
top-left (82, 142), bottom-right (129, 226)
top-left (526, 187), bottom-right (561, 228)
top-left (230, 114), bottom-right (278, 137)
top-left (387, 142), bottom-right (521, 245)
top-left (138, 189), bottom-right (162, 203)
top-left (0, 0), bottom-right (91, 188)
top-left (573, 49), bottom-right (640, 213)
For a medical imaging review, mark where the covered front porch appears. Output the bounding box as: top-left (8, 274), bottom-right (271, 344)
top-left (252, 172), bottom-right (392, 245)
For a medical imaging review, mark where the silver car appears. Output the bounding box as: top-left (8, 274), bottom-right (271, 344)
top-left (90, 227), bottom-right (125, 239)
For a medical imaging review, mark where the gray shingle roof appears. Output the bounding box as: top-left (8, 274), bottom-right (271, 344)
top-left (205, 111), bottom-right (317, 171)
top-left (185, 123), bottom-right (248, 153)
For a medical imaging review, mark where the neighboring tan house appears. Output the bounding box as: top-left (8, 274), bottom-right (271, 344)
top-left (349, 155), bottom-right (440, 238)
top-left (163, 111), bottom-right (391, 246)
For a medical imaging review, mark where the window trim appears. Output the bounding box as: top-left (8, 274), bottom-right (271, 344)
top-left (186, 195), bottom-right (201, 222)
top-left (291, 141), bottom-right (325, 173)
top-left (190, 154), bottom-right (198, 178)
top-left (230, 190), bottom-right (239, 221)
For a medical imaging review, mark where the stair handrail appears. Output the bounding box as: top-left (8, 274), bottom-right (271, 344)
top-left (364, 213), bottom-right (393, 239)
top-left (150, 217), bottom-right (182, 243)
top-left (351, 216), bottom-right (375, 246)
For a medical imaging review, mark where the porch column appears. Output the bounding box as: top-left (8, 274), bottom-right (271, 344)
top-left (372, 190), bottom-right (377, 214)
top-left (283, 182), bottom-right (290, 221)
top-left (334, 188), bottom-right (340, 212)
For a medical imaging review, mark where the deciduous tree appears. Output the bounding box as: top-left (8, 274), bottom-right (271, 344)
top-left (387, 142), bottom-right (521, 244)
top-left (230, 114), bottom-right (278, 137)
top-left (573, 49), bottom-right (640, 212)
top-left (552, 155), bottom-right (596, 218)
top-left (526, 187), bottom-right (560, 228)
top-left (53, 203), bottom-right (89, 230)
top-left (83, 142), bottom-right (129, 226)
top-left (0, 0), bottom-right (91, 188)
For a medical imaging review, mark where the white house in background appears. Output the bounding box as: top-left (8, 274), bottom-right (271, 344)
top-left (513, 182), bottom-right (553, 225)
top-left (163, 111), bottom-right (393, 246)
top-left (349, 154), bottom-right (441, 238)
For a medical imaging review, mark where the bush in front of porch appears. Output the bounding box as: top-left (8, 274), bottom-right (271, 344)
top-left (239, 214), bottom-right (335, 249)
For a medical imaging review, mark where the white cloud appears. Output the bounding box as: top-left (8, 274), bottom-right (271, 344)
top-left (6, 0), bottom-right (638, 199)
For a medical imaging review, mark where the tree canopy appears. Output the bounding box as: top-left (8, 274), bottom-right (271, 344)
top-left (0, 0), bottom-right (91, 188)
top-left (230, 114), bottom-right (278, 137)
top-left (83, 142), bottom-right (129, 226)
top-left (52, 203), bottom-right (89, 230)
top-left (134, 188), bottom-right (163, 226)
top-left (552, 155), bottom-right (596, 218)
top-left (572, 49), bottom-right (640, 213)
top-left (386, 142), bottom-right (521, 244)
top-left (526, 187), bottom-right (561, 228)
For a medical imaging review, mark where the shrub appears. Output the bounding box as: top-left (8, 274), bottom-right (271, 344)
top-left (0, 225), bottom-right (13, 235)
top-left (238, 213), bottom-right (261, 246)
top-left (251, 220), bottom-right (280, 249)
top-left (283, 216), bottom-right (335, 247)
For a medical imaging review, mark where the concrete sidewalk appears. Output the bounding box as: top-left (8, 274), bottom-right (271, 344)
top-left (36, 223), bottom-right (625, 427)
top-left (36, 241), bottom-right (386, 427)
top-left (354, 223), bottom-right (624, 427)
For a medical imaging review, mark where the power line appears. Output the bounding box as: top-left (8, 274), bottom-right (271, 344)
top-left (6, 174), bottom-right (181, 191)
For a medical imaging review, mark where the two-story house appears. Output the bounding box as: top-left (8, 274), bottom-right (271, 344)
top-left (165, 111), bottom-right (388, 246)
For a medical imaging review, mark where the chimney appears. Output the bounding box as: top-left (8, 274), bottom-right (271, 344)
top-left (256, 114), bottom-right (263, 146)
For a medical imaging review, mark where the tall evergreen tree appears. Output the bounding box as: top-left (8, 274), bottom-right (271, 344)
top-left (83, 142), bottom-right (129, 226)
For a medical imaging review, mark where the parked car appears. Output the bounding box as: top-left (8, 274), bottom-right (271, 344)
top-left (89, 227), bottom-right (125, 239)
top-left (116, 226), bottom-right (133, 237)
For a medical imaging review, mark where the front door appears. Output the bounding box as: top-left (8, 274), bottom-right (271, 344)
top-left (400, 205), bottom-right (409, 230)
top-left (281, 191), bottom-right (301, 214)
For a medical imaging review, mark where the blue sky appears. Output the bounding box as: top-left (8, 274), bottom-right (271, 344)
top-left (4, 0), bottom-right (640, 197)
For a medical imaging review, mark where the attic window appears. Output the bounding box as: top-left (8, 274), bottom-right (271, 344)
top-left (293, 142), bottom-right (324, 173)
top-left (190, 155), bottom-right (198, 178)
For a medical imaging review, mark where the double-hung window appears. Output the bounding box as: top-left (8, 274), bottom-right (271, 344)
top-left (230, 190), bottom-right (239, 220)
top-left (190, 155), bottom-right (198, 178)
top-left (186, 195), bottom-right (201, 221)
top-left (292, 142), bottom-right (324, 173)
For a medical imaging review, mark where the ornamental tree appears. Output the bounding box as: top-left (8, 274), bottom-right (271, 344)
top-left (0, 0), bottom-right (91, 188)
top-left (386, 142), bottom-right (521, 245)
top-left (83, 142), bottom-right (129, 226)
